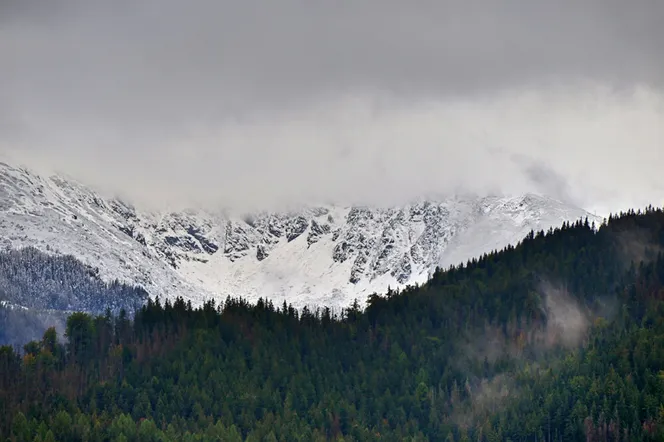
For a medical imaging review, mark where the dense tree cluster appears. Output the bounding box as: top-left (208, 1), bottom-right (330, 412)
top-left (0, 247), bottom-right (148, 312)
top-left (0, 247), bottom-right (148, 346)
top-left (2, 207), bottom-right (664, 440)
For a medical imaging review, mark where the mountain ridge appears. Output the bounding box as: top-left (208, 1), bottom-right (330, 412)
top-left (0, 161), bottom-right (601, 308)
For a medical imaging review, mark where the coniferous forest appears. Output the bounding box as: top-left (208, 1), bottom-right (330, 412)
top-left (0, 247), bottom-right (147, 348)
top-left (3, 207), bottom-right (664, 441)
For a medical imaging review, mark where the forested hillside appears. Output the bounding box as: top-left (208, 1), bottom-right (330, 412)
top-left (3, 207), bottom-right (664, 441)
top-left (0, 247), bottom-right (148, 346)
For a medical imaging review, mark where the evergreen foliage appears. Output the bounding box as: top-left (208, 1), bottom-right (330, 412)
top-left (2, 207), bottom-right (664, 440)
top-left (0, 247), bottom-right (147, 347)
top-left (0, 247), bottom-right (148, 312)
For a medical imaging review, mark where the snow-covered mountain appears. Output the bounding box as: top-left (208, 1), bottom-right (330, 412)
top-left (0, 162), bottom-right (601, 309)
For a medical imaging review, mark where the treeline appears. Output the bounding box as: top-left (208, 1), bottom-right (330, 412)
top-left (0, 246), bottom-right (148, 346)
top-left (0, 247), bottom-right (148, 312)
top-left (2, 207), bottom-right (664, 440)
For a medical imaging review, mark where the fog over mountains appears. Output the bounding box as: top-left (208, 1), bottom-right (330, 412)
top-left (0, 161), bottom-right (600, 311)
top-left (0, 0), bottom-right (660, 335)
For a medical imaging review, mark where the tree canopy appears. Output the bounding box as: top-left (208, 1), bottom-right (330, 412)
top-left (2, 207), bottom-right (664, 441)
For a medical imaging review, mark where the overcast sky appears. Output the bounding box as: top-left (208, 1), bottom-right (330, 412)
top-left (1, 0), bottom-right (663, 214)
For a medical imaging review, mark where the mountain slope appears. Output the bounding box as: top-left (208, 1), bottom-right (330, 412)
top-left (0, 246), bottom-right (147, 346)
top-left (3, 208), bottom-right (664, 441)
top-left (0, 162), bottom-right (601, 308)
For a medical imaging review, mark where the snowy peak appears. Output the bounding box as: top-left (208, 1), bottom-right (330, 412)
top-left (0, 162), bottom-right (601, 308)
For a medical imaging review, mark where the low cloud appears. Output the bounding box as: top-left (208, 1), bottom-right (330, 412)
top-left (4, 86), bottom-right (663, 213)
top-left (451, 280), bottom-right (615, 427)
top-left (0, 305), bottom-right (68, 349)
top-left (614, 227), bottom-right (664, 269)
top-left (450, 374), bottom-right (515, 430)
top-left (538, 282), bottom-right (591, 348)
top-left (459, 280), bottom-right (608, 366)
top-left (1, 1), bottom-right (662, 213)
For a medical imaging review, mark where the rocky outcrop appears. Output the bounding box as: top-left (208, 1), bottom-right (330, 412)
top-left (0, 161), bottom-right (601, 308)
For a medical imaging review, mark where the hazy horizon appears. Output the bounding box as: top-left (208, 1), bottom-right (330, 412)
top-left (2, 1), bottom-right (662, 215)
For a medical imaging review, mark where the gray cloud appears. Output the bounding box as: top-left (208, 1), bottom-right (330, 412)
top-left (512, 154), bottom-right (577, 206)
top-left (1, 0), bottom-right (663, 213)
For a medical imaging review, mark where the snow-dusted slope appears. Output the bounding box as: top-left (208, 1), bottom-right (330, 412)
top-left (0, 162), bottom-right (601, 308)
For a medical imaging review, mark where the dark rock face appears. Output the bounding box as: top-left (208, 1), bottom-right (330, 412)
top-left (135, 232), bottom-right (147, 246)
top-left (116, 223), bottom-right (148, 246)
top-left (256, 244), bottom-right (268, 261)
top-left (117, 224), bottom-right (134, 238)
top-left (333, 241), bottom-right (352, 263)
top-left (392, 255), bottom-right (413, 284)
top-left (164, 235), bottom-right (200, 253)
top-left (307, 220), bottom-right (331, 246)
top-left (109, 200), bottom-right (138, 222)
top-left (286, 216), bottom-right (309, 242)
top-left (186, 226), bottom-right (219, 254)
